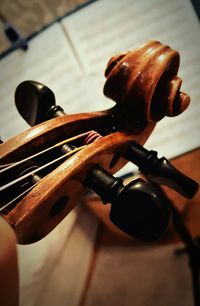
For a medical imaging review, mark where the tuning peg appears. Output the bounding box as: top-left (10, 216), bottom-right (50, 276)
top-left (125, 141), bottom-right (199, 199)
top-left (15, 80), bottom-right (65, 126)
top-left (85, 165), bottom-right (171, 242)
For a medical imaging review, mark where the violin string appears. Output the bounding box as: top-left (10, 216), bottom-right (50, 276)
top-left (0, 131), bottom-right (91, 174)
top-left (0, 162), bottom-right (14, 169)
top-left (0, 145), bottom-right (86, 192)
top-left (0, 182), bottom-right (39, 212)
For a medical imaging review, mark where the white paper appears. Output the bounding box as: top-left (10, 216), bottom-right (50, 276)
top-left (0, 22), bottom-right (83, 139)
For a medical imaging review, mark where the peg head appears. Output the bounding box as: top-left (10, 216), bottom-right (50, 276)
top-left (15, 80), bottom-right (58, 126)
top-left (109, 178), bottom-right (171, 242)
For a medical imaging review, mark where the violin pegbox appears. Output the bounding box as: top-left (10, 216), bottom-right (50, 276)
top-left (0, 41), bottom-right (196, 245)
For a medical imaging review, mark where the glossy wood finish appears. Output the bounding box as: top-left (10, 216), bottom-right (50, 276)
top-left (1, 118), bottom-right (154, 244)
top-left (104, 41), bottom-right (190, 123)
top-left (0, 110), bottom-right (111, 162)
top-left (0, 41), bottom-right (190, 244)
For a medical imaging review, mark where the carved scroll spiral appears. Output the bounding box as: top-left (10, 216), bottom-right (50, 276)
top-left (104, 41), bottom-right (190, 123)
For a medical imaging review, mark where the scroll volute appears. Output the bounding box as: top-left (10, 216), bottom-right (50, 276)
top-left (104, 41), bottom-right (190, 124)
top-left (1, 41), bottom-right (191, 244)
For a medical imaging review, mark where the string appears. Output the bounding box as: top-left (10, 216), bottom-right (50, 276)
top-left (0, 130), bottom-right (99, 210)
top-left (0, 163), bottom-right (14, 169)
top-left (0, 182), bottom-right (39, 212)
top-left (0, 145), bottom-right (86, 192)
top-left (0, 131), bottom-right (91, 174)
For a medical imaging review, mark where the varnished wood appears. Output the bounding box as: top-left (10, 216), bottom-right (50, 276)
top-left (0, 110), bottom-right (111, 162)
top-left (3, 124), bottom-right (154, 244)
top-left (104, 41), bottom-right (190, 123)
top-left (0, 41), bottom-right (190, 244)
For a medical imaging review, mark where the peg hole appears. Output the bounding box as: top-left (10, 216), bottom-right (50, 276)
top-left (109, 153), bottom-right (121, 169)
top-left (49, 196), bottom-right (69, 217)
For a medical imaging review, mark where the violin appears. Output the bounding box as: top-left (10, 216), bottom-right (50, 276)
top-left (0, 41), bottom-right (198, 245)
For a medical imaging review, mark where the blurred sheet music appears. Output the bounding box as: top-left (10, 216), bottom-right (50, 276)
top-left (0, 23), bottom-right (82, 139)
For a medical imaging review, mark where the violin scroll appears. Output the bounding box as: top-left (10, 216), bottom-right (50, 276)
top-left (104, 41), bottom-right (190, 123)
top-left (0, 40), bottom-right (197, 245)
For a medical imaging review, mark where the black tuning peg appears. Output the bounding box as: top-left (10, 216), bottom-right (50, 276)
top-left (125, 141), bottom-right (199, 199)
top-left (85, 165), bottom-right (171, 242)
top-left (15, 80), bottom-right (65, 126)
